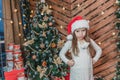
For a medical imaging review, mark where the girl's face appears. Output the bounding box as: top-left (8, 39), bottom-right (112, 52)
top-left (74, 28), bottom-right (86, 40)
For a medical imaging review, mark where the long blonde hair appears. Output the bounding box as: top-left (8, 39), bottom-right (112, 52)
top-left (72, 28), bottom-right (95, 57)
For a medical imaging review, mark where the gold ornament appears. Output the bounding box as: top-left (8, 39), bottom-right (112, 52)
top-left (43, 16), bottom-right (48, 21)
top-left (38, 22), bottom-right (47, 28)
top-left (37, 65), bottom-right (47, 79)
top-left (33, 30), bottom-right (39, 35)
top-left (38, 23), bottom-right (43, 28)
top-left (41, 12), bottom-right (44, 15)
top-left (40, 43), bottom-right (45, 48)
top-left (42, 22), bottom-right (47, 28)
top-left (53, 56), bottom-right (62, 66)
top-left (30, 15), bottom-right (33, 18)
top-left (42, 5), bottom-right (52, 14)
top-left (57, 40), bottom-right (65, 48)
top-left (42, 32), bottom-right (46, 37)
top-left (51, 42), bottom-right (56, 48)
top-left (23, 39), bottom-right (34, 46)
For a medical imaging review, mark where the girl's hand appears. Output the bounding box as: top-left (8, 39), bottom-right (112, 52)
top-left (67, 60), bottom-right (75, 67)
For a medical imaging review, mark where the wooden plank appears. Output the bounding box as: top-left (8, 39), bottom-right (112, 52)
top-left (95, 29), bottom-right (115, 42)
top-left (53, 11), bottom-right (71, 23)
top-left (103, 72), bottom-right (116, 80)
top-left (90, 14), bottom-right (115, 34)
top-left (86, 0), bottom-right (115, 20)
top-left (100, 40), bottom-right (116, 49)
top-left (54, 17), bottom-right (67, 27)
top-left (94, 51), bottom-right (117, 67)
top-left (71, 0), bottom-right (85, 10)
top-left (3, 0), bottom-right (14, 49)
top-left (16, 0), bottom-right (24, 44)
top-left (48, 2), bottom-right (71, 16)
top-left (71, 0), bottom-right (96, 16)
top-left (94, 65), bottom-right (116, 77)
top-left (92, 22), bottom-right (114, 39)
top-left (11, 0), bottom-right (20, 44)
top-left (47, 0), bottom-right (71, 10)
top-left (90, 6), bottom-right (116, 26)
top-left (94, 58), bottom-right (117, 74)
top-left (102, 44), bottom-right (116, 57)
top-left (73, 0), bottom-right (107, 17)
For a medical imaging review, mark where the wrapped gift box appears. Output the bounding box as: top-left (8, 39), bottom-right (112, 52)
top-left (4, 68), bottom-right (24, 80)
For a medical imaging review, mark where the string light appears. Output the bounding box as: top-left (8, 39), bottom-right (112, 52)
top-left (14, 9), bottom-right (17, 12)
top-left (49, 5), bottom-right (52, 8)
top-left (24, 38), bottom-right (27, 41)
top-left (24, 24), bottom-right (26, 27)
top-left (18, 33), bottom-right (21, 36)
top-left (41, 13), bottom-right (44, 15)
top-left (77, 4), bottom-right (80, 7)
top-left (60, 25), bottom-right (63, 28)
top-left (62, 7), bottom-right (65, 10)
top-left (30, 15), bottom-right (33, 18)
top-left (112, 32), bottom-right (116, 36)
top-left (23, 27), bottom-right (26, 30)
top-left (98, 42), bottom-right (102, 45)
top-left (101, 11), bottom-right (105, 15)
top-left (23, 14), bottom-right (26, 17)
top-left (10, 20), bottom-right (13, 24)
top-left (116, 0), bottom-right (119, 4)
top-left (19, 22), bottom-right (22, 25)
top-left (31, 10), bottom-right (34, 13)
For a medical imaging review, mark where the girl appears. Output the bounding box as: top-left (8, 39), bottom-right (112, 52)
top-left (59, 16), bottom-right (102, 80)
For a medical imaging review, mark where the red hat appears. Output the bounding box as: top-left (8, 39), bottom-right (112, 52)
top-left (67, 16), bottom-right (89, 40)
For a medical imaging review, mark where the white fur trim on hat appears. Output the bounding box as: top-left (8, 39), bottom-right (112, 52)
top-left (67, 34), bottom-right (73, 40)
top-left (71, 20), bottom-right (89, 33)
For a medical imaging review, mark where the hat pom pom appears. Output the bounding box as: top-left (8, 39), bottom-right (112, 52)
top-left (67, 34), bottom-right (73, 40)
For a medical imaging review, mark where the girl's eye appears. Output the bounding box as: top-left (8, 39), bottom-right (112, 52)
top-left (76, 30), bottom-right (79, 32)
top-left (82, 30), bottom-right (85, 31)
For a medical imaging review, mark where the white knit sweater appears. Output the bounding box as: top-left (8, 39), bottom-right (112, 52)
top-left (59, 39), bottom-right (102, 80)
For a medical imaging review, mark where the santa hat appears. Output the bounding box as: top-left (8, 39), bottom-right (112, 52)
top-left (67, 16), bottom-right (90, 40)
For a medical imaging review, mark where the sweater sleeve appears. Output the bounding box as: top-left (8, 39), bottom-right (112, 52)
top-left (59, 41), bottom-right (72, 64)
top-left (90, 39), bottom-right (102, 62)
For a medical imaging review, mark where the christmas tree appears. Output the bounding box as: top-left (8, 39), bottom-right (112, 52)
top-left (23, 1), bottom-right (68, 80)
